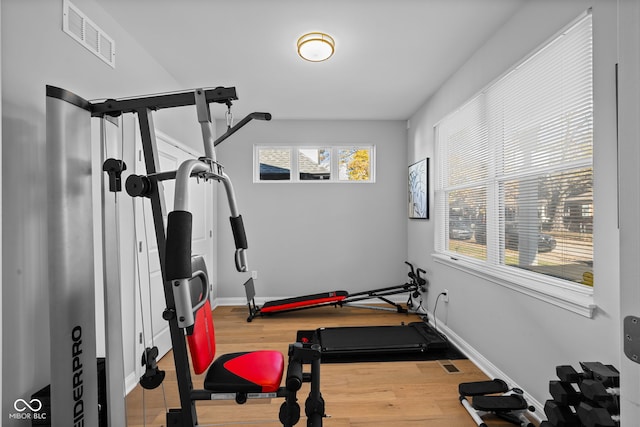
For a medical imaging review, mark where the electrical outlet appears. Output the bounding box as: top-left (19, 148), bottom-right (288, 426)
top-left (443, 289), bottom-right (449, 303)
top-left (251, 270), bottom-right (258, 280)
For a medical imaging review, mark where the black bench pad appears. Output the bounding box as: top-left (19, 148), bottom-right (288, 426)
top-left (472, 394), bottom-right (528, 412)
top-left (459, 379), bottom-right (509, 396)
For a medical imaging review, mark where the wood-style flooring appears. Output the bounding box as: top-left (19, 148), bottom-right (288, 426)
top-left (125, 304), bottom-right (538, 426)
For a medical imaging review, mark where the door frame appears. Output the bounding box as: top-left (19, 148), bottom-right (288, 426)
top-left (617, 0), bottom-right (640, 422)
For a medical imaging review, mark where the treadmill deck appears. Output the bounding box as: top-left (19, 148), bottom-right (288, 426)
top-left (298, 321), bottom-right (451, 360)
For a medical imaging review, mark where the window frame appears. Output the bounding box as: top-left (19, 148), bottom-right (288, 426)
top-left (433, 11), bottom-right (595, 318)
top-left (254, 145), bottom-right (376, 183)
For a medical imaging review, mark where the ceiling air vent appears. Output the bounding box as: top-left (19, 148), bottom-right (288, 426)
top-left (62, 0), bottom-right (115, 68)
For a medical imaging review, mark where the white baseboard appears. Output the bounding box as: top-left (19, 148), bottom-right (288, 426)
top-left (125, 371), bottom-right (138, 395)
top-left (217, 297), bottom-right (254, 306)
top-left (424, 311), bottom-right (544, 421)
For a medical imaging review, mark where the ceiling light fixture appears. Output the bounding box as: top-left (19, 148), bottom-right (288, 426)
top-left (297, 32), bottom-right (335, 62)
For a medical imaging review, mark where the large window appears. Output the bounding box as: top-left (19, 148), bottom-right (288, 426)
top-left (255, 146), bottom-right (375, 183)
top-left (435, 13), bottom-right (593, 299)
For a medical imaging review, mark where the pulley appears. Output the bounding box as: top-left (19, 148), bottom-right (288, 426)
top-left (139, 346), bottom-right (165, 390)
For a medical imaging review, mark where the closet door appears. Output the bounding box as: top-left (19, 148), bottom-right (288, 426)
top-left (133, 130), bottom-right (214, 363)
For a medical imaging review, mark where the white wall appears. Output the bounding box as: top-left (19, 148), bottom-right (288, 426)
top-left (407, 0), bottom-right (620, 411)
top-left (1, 0), bottom-right (199, 423)
top-left (215, 119), bottom-right (409, 301)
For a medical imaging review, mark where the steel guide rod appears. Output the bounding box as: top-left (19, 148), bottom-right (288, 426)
top-left (134, 108), bottom-right (198, 426)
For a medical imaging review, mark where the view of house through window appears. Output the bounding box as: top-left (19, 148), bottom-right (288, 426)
top-left (255, 146), bottom-right (375, 183)
top-left (436, 12), bottom-right (593, 287)
top-left (258, 148), bottom-right (291, 180)
top-left (299, 148), bottom-right (331, 180)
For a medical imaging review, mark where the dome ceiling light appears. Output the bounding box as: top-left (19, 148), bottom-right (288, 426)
top-left (297, 32), bottom-right (335, 62)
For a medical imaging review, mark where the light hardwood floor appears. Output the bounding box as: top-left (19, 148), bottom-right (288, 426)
top-left (126, 305), bottom-right (538, 426)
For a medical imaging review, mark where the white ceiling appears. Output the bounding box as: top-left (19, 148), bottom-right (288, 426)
top-left (98, 0), bottom-right (525, 120)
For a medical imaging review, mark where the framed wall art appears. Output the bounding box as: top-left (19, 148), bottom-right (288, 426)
top-left (408, 158), bottom-right (429, 219)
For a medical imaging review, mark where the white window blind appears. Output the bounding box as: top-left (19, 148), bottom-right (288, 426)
top-left (435, 12), bottom-right (593, 292)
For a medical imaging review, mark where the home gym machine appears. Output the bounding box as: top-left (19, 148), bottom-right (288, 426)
top-left (245, 261), bottom-right (428, 321)
top-left (46, 85), bottom-right (324, 427)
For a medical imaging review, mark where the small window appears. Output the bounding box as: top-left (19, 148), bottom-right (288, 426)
top-left (254, 145), bottom-right (375, 183)
top-left (299, 148), bottom-right (331, 180)
top-left (258, 148), bottom-right (291, 181)
top-left (338, 148), bottom-right (372, 181)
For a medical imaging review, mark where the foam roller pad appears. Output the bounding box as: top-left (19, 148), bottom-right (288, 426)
top-left (166, 211), bottom-right (192, 280)
top-left (230, 215), bottom-right (248, 249)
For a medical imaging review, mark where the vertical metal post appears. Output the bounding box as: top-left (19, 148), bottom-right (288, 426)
top-left (46, 87), bottom-right (100, 427)
top-left (136, 108), bottom-right (197, 426)
top-left (307, 357), bottom-right (324, 427)
top-left (100, 117), bottom-right (127, 427)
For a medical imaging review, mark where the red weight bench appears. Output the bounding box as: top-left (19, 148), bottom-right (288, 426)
top-left (243, 262), bottom-right (427, 322)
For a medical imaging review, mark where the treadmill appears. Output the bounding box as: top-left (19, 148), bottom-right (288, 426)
top-left (297, 321), bottom-right (453, 362)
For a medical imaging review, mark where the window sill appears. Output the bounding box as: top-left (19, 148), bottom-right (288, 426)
top-left (433, 253), bottom-right (596, 318)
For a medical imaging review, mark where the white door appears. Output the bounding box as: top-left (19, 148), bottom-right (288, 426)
top-left (133, 129), bottom-right (215, 367)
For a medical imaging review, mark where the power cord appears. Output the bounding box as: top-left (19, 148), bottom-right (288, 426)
top-left (431, 292), bottom-right (449, 342)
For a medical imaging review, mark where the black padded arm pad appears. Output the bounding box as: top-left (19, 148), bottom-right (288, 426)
top-left (166, 211), bottom-right (192, 281)
top-left (285, 358), bottom-right (303, 391)
top-left (251, 112), bottom-right (272, 121)
top-left (230, 215), bottom-right (248, 250)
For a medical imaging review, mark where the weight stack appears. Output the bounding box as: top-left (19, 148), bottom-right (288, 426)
top-left (31, 359), bottom-right (108, 427)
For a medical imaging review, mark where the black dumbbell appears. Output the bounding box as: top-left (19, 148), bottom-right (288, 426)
top-left (579, 380), bottom-right (620, 403)
top-left (579, 362), bottom-right (620, 388)
top-left (549, 380), bottom-right (582, 406)
top-left (577, 402), bottom-right (619, 427)
top-left (544, 400), bottom-right (581, 427)
top-left (556, 365), bottom-right (583, 383)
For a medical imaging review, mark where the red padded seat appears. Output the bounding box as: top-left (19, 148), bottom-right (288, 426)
top-left (204, 350), bottom-right (284, 393)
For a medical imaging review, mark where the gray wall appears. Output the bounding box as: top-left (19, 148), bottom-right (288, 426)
top-left (1, 0), bottom-right (198, 422)
top-left (407, 0), bottom-right (620, 410)
top-left (215, 119), bottom-right (409, 300)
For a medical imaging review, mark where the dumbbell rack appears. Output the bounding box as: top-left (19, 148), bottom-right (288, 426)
top-left (541, 362), bottom-right (620, 427)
